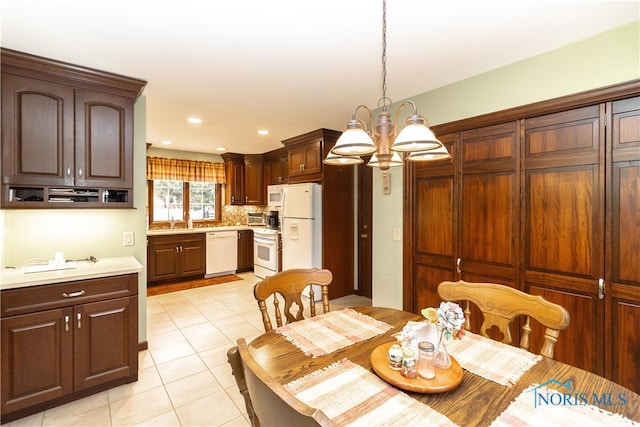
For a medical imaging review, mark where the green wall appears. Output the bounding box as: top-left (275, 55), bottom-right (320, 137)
top-left (372, 22), bottom-right (640, 308)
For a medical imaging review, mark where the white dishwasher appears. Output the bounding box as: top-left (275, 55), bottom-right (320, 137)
top-left (205, 231), bottom-right (238, 277)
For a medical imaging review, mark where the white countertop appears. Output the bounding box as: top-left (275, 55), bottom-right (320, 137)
top-left (146, 225), bottom-right (256, 236)
top-left (1, 256), bottom-right (143, 290)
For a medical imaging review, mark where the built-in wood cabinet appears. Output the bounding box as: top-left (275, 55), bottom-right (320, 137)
top-left (280, 128), bottom-right (355, 300)
top-left (147, 233), bottom-right (206, 282)
top-left (222, 153), bottom-right (264, 205)
top-left (237, 230), bottom-right (254, 272)
top-left (404, 83), bottom-right (640, 393)
top-left (0, 49), bottom-right (145, 209)
top-left (1, 274), bottom-right (138, 422)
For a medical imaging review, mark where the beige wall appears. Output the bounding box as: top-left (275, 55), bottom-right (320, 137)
top-left (372, 22), bottom-right (640, 308)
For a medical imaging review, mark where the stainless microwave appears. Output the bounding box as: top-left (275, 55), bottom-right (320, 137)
top-left (267, 185), bottom-right (284, 208)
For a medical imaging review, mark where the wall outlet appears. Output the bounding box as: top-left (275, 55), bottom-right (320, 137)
top-left (123, 231), bottom-right (135, 246)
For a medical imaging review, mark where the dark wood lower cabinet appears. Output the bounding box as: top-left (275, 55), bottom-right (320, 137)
top-left (147, 233), bottom-right (206, 282)
top-left (1, 274), bottom-right (138, 422)
top-left (237, 230), bottom-right (254, 272)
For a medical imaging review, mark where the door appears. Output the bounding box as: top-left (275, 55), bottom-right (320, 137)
top-left (1, 74), bottom-right (75, 186)
top-left (606, 97), bottom-right (640, 393)
top-left (357, 161), bottom-right (373, 298)
top-left (283, 183), bottom-right (316, 219)
top-left (1, 308), bottom-right (74, 414)
top-left (75, 89), bottom-right (133, 188)
top-left (406, 133), bottom-right (458, 313)
top-left (148, 240), bottom-right (181, 282)
top-left (523, 105), bottom-right (604, 374)
top-left (282, 218), bottom-right (318, 270)
top-left (74, 297), bottom-right (136, 390)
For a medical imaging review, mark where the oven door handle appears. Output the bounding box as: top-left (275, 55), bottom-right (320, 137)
top-left (254, 236), bottom-right (277, 245)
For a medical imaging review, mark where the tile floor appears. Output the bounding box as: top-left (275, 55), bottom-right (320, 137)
top-left (4, 273), bottom-right (371, 427)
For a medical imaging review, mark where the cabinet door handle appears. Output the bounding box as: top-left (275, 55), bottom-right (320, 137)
top-left (77, 313), bottom-right (82, 329)
top-left (65, 315), bottom-right (70, 332)
top-left (77, 167), bottom-right (83, 177)
top-left (66, 166), bottom-right (72, 177)
top-left (456, 258), bottom-right (462, 274)
top-left (598, 278), bottom-right (605, 300)
top-left (245, 196), bottom-right (248, 203)
top-left (62, 290), bottom-right (86, 298)
top-left (176, 246), bottom-right (179, 253)
top-left (180, 246), bottom-right (184, 253)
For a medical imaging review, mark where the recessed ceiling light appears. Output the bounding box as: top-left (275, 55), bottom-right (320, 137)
top-left (161, 140), bottom-right (172, 145)
top-left (257, 129), bottom-right (269, 135)
top-left (187, 117), bottom-right (202, 124)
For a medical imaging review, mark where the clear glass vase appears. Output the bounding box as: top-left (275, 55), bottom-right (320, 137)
top-left (434, 325), bottom-right (452, 369)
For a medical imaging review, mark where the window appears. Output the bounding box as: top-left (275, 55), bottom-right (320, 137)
top-left (149, 180), bottom-right (221, 225)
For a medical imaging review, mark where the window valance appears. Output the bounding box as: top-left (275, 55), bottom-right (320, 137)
top-left (146, 156), bottom-right (226, 184)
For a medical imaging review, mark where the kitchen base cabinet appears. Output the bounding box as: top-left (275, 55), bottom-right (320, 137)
top-left (147, 233), bottom-right (206, 283)
top-left (237, 230), bottom-right (254, 273)
top-left (1, 274), bottom-right (138, 423)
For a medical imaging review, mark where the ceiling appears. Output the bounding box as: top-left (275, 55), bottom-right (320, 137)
top-left (2, 0), bottom-right (638, 156)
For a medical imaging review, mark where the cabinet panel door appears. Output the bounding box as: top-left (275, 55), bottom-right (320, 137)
top-left (523, 105), bottom-right (604, 373)
top-left (148, 242), bottom-right (181, 281)
top-left (75, 90), bottom-right (133, 188)
top-left (607, 97), bottom-right (640, 393)
top-left (244, 161), bottom-right (263, 205)
top-left (180, 241), bottom-right (206, 277)
top-left (1, 308), bottom-right (73, 414)
top-left (74, 297), bottom-right (137, 390)
top-left (1, 74), bottom-right (74, 186)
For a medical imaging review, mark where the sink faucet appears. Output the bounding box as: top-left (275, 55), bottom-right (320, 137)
top-left (170, 217), bottom-right (176, 229)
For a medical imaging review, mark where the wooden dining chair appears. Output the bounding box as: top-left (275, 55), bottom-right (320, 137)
top-left (227, 345), bottom-right (260, 427)
top-left (437, 280), bottom-right (570, 358)
top-left (254, 268), bottom-right (333, 332)
top-left (236, 338), bottom-right (337, 427)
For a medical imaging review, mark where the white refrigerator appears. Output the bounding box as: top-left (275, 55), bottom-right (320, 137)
top-left (281, 182), bottom-right (322, 299)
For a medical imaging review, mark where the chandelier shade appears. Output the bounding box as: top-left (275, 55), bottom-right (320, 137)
top-left (391, 115), bottom-right (442, 152)
top-left (331, 122), bottom-right (377, 156)
top-left (406, 144), bottom-right (452, 161)
top-left (323, 151), bottom-right (364, 165)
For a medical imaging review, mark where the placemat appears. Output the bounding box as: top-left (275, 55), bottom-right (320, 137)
top-left (445, 331), bottom-right (541, 386)
top-left (275, 308), bottom-right (393, 357)
top-left (285, 359), bottom-right (459, 427)
top-left (490, 384), bottom-right (639, 426)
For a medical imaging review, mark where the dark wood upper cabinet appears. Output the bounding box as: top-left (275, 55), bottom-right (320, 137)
top-left (0, 48), bottom-right (145, 208)
top-left (222, 153), bottom-right (264, 205)
top-left (404, 82), bottom-right (640, 394)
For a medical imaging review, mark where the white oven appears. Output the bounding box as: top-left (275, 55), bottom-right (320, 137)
top-left (267, 185), bottom-right (284, 208)
top-left (253, 228), bottom-right (280, 279)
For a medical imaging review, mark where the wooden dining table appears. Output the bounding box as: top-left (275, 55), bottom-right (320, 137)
top-left (247, 306), bottom-right (640, 426)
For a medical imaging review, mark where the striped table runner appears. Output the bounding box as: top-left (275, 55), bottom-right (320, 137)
top-left (285, 359), bottom-right (458, 427)
top-left (445, 331), bottom-right (542, 386)
top-left (275, 308), bottom-right (393, 357)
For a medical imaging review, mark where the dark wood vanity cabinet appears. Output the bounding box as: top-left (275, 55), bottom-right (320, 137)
top-left (1, 274), bottom-right (139, 422)
top-left (0, 48), bottom-right (145, 208)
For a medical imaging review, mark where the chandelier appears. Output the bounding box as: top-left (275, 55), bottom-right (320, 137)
top-left (323, 0), bottom-right (451, 170)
